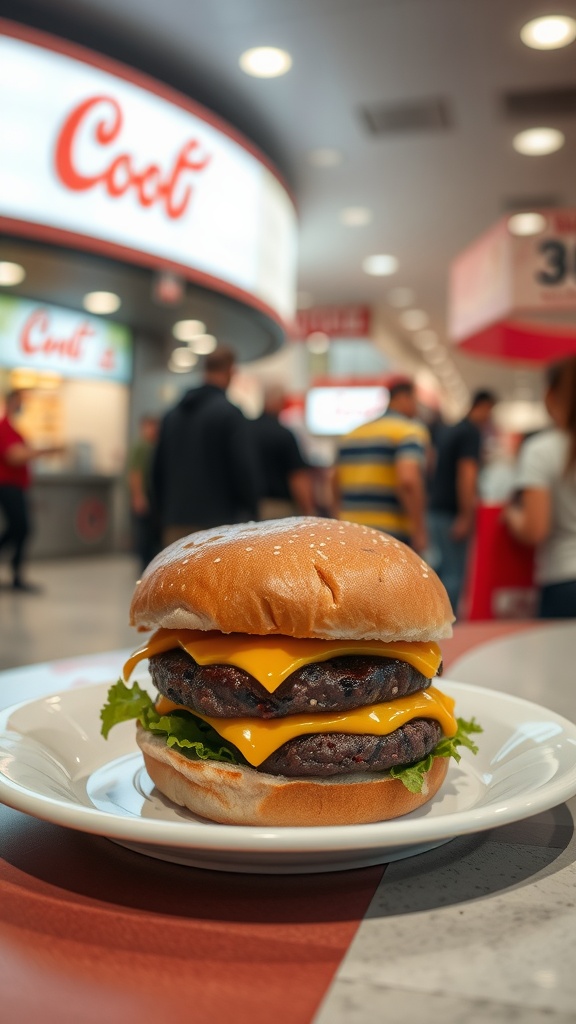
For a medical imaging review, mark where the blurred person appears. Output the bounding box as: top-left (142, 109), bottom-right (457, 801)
top-left (152, 346), bottom-right (260, 545)
top-left (428, 389), bottom-right (497, 612)
top-left (127, 414), bottom-right (160, 572)
top-left (333, 378), bottom-right (429, 551)
top-left (504, 359), bottom-right (576, 618)
top-left (252, 385), bottom-right (315, 519)
top-left (0, 390), bottom-right (64, 591)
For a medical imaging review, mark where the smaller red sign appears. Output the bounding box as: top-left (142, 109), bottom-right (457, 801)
top-left (294, 306), bottom-right (371, 339)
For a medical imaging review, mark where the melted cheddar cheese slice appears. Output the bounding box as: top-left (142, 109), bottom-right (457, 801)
top-left (124, 628), bottom-right (442, 693)
top-left (154, 686), bottom-right (456, 766)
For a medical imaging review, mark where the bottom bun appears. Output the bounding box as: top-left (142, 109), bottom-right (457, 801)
top-left (136, 725), bottom-right (449, 827)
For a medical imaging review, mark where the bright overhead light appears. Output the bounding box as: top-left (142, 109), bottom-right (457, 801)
top-left (413, 329), bottom-right (438, 350)
top-left (0, 261), bottom-right (26, 286)
top-left (399, 308), bottom-right (429, 331)
top-left (83, 291), bottom-right (121, 314)
top-left (306, 331), bottom-right (330, 354)
top-left (239, 47), bottom-right (292, 78)
top-left (386, 286), bottom-right (415, 308)
top-left (308, 148), bottom-right (343, 168)
top-left (513, 128), bottom-right (565, 156)
top-left (173, 319), bottom-right (206, 341)
top-left (340, 207), bottom-right (372, 227)
top-left (507, 211), bottom-right (547, 236)
top-left (362, 254), bottom-right (398, 276)
top-left (521, 15), bottom-right (576, 49)
top-left (189, 334), bottom-right (217, 355)
top-left (170, 347), bottom-right (199, 370)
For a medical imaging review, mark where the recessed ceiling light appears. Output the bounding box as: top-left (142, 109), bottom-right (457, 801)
top-left (239, 47), bottom-right (292, 78)
top-left (83, 291), bottom-right (121, 314)
top-left (308, 148), bottom-right (343, 168)
top-left (0, 261), bottom-right (26, 286)
top-left (413, 329), bottom-right (438, 350)
top-left (507, 211), bottom-right (547, 236)
top-left (513, 127), bottom-right (565, 156)
top-left (362, 254), bottom-right (398, 276)
top-left (386, 287), bottom-right (415, 308)
top-left (168, 349), bottom-right (199, 373)
top-left (306, 331), bottom-right (330, 354)
top-left (521, 15), bottom-right (576, 49)
top-left (189, 334), bottom-right (217, 355)
top-left (340, 207), bottom-right (372, 227)
top-left (173, 319), bottom-right (206, 341)
top-left (399, 309), bottom-right (429, 331)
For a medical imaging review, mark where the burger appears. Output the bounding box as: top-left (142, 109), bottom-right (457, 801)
top-left (101, 517), bottom-right (481, 827)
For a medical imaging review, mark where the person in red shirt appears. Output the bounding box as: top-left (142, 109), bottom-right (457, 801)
top-left (0, 391), bottom-right (62, 591)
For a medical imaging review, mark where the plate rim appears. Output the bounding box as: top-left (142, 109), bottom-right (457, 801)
top-left (1, 679), bottom-right (576, 854)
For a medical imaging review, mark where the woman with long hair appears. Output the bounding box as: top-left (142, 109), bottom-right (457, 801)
top-left (505, 357), bottom-right (576, 618)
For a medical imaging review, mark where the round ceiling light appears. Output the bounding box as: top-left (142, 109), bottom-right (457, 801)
top-left (189, 334), bottom-right (217, 355)
top-left (399, 309), bottom-right (429, 331)
top-left (507, 211), bottom-right (548, 236)
top-left (239, 47), bottom-right (292, 78)
top-left (362, 254), bottom-right (398, 276)
top-left (308, 148), bottom-right (343, 168)
top-left (0, 261), bottom-right (26, 286)
top-left (169, 348), bottom-right (198, 372)
top-left (306, 331), bottom-right (330, 354)
top-left (340, 207), bottom-right (372, 227)
top-left (521, 15), bottom-right (576, 49)
top-left (512, 127), bottom-right (565, 155)
top-left (173, 319), bottom-right (206, 341)
top-left (82, 291), bottom-right (121, 314)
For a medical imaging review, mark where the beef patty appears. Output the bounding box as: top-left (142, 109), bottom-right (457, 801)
top-left (259, 718), bottom-right (443, 777)
top-left (149, 647), bottom-right (435, 719)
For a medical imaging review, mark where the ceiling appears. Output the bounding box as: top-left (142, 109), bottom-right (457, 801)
top-left (2, 0), bottom-right (576, 402)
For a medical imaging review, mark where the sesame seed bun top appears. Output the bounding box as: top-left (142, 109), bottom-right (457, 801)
top-left (130, 517), bottom-right (454, 642)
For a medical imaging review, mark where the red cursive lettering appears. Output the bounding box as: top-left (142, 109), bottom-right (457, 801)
top-left (20, 309), bottom-right (95, 361)
top-left (54, 95), bottom-right (211, 220)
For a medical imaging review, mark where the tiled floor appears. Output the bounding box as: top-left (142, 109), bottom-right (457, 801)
top-left (0, 555), bottom-right (140, 670)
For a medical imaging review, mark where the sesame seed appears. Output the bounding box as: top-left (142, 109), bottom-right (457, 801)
top-left (213, 557), bottom-right (221, 563)
top-left (310, 543), bottom-right (315, 548)
top-left (340, 541), bottom-right (346, 545)
top-left (245, 547), bottom-right (253, 551)
top-left (273, 551), bottom-right (280, 555)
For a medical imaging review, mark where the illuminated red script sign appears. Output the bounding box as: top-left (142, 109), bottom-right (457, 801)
top-left (0, 24), bottom-right (297, 324)
top-left (54, 95), bottom-right (211, 220)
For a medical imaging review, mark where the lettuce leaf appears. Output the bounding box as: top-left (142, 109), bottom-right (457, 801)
top-left (100, 679), bottom-right (245, 764)
top-left (100, 681), bottom-right (482, 790)
top-left (389, 717), bottom-right (483, 793)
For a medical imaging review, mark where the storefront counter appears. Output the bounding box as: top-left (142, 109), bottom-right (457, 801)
top-left (28, 473), bottom-right (119, 557)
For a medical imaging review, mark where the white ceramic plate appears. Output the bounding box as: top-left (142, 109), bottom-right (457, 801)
top-left (0, 680), bottom-right (575, 874)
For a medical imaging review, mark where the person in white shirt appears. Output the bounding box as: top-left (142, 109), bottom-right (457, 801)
top-left (505, 358), bottom-right (576, 618)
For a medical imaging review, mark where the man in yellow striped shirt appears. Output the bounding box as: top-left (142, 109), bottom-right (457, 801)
top-left (333, 379), bottom-right (430, 551)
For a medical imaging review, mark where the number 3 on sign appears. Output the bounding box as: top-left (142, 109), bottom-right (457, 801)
top-left (536, 239), bottom-right (575, 285)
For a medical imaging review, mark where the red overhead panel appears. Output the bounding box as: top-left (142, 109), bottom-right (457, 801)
top-left (449, 209), bottom-right (576, 362)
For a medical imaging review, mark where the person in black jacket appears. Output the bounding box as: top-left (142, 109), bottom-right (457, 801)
top-left (252, 385), bottom-right (315, 520)
top-left (152, 347), bottom-right (261, 546)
